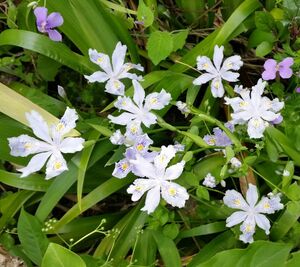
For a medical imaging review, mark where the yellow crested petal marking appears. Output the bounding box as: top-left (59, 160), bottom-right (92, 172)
top-left (121, 163), bottom-right (128, 171)
top-left (56, 122), bottom-right (65, 132)
top-left (54, 161), bottom-right (62, 170)
top-left (233, 198), bottom-right (241, 206)
top-left (24, 142), bottom-right (32, 149)
top-left (97, 57), bottom-right (103, 63)
top-left (136, 144), bottom-right (144, 151)
top-left (168, 187), bottom-right (177, 196)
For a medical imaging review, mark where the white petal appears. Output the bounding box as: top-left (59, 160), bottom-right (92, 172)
top-left (196, 56), bottom-right (216, 73)
top-left (254, 214), bottom-right (270, 234)
top-left (246, 184), bottom-right (259, 208)
top-left (45, 152), bottom-right (68, 179)
top-left (18, 151), bottom-right (52, 177)
top-left (130, 154), bottom-right (157, 179)
top-left (210, 77), bottom-right (225, 98)
top-left (226, 211), bottom-right (248, 227)
top-left (84, 71), bottom-right (109, 83)
top-left (56, 107), bottom-right (79, 136)
top-left (213, 45), bottom-right (224, 71)
top-left (239, 216), bottom-right (256, 243)
top-left (8, 135), bottom-right (51, 156)
top-left (105, 79), bottom-right (125, 96)
top-left (132, 80), bottom-right (145, 108)
top-left (26, 111), bottom-right (51, 143)
top-left (108, 113), bottom-right (137, 125)
top-left (154, 145), bottom-right (176, 171)
top-left (59, 137), bottom-right (85, 153)
top-left (127, 178), bottom-right (154, 201)
top-left (164, 161), bottom-right (185, 180)
top-left (161, 181), bottom-right (189, 208)
top-left (141, 186), bottom-right (161, 214)
top-left (88, 48), bottom-right (112, 74)
top-left (222, 55), bottom-right (243, 71)
top-left (270, 98), bottom-right (284, 113)
top-left (223, 189), bottom-right (249, 211)
top-left (110, 130), bottom-right (124, 145)
top-left (193, 73), bottom-right (215, 85)
top-left (220, 70), bottom-right (239, 82)
top-left (247, 117), bottom-right (267, 139)
top-left (144, 89), bottom-right (171, 111)
top-left (140, 111), bottom-right (157, 127)
top-left (112, 158), bottom-right (131, 179)
top-left (114, 96), bottom-right (139, 113)
top-left (112, 42), bottom-right (127, 73)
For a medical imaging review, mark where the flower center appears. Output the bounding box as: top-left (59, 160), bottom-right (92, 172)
top-left (54, 161), bottom-right (62, 170)
top-left (168, 187), bottom-right (177, 196)
top-left (136, 143), bottom-right (144, 151)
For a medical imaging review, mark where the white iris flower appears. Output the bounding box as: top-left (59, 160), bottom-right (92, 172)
top-left (223, 184), bottom-right (283, 243)
top-left (127, 145), bottom-right (189, 214)
top-left (108, 80), bottom-right (171, 130)
top-left (225, 79), bottom-right (284, 139)
top-left (84, 42), bottom-right (144, 96)
top-left (8, 108), bottom-right (85, 179)
top-left (193, 45), bottom-right (243, 98)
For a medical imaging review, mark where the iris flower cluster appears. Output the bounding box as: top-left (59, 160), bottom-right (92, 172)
top-left (8, 7), bottom-right (287, 243)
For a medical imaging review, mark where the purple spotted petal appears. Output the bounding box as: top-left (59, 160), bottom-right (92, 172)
top-left (47, 12), bottom-right (64, 28)
top-left (262, 59), bottom-right (277, 81)
top-left (34, 7), bottom-right (48, 27)
top-left (278, 57), bottom-right (294, 79)
top-left (47, 29), bottom-right (62, 42)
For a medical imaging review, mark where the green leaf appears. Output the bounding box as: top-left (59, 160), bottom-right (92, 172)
top-left (271, 201), bottom-right (300, 240)
top-left (197, 241), bottom-right (292, 267)
top-left (255, 41), bottom-right (273, 57)
top-left (137, 0), bottom-right (154, 28)
top-left (152, 230), bottom-right (181, 267)
top-left (196, 186), bottom-right (210, 201)
top-left (18, 209), bottom-right (49, 266)
top-left (172, 30), bottom-right (189, 52)
top-left (286, 251), bottom-right (300, 267)
top-left (41, 243), bottom-right (86, 267)
top-left (0, 30), bottom-right (95, 74)
top-left (163, 223), bottom-right (180, 239)
top-left (255, 11), bottom-right (276, 31)
top-left (248, 29), bottom-right (276, 48)
top-left (37, 55), bottom-right (62, 81)
top-left (147, 31), bottom-right (173, 65)
top-left (178, 222), bottom-right (226, 240)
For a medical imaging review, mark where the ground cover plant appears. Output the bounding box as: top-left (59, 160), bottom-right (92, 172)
top-left (0, 0), bottom-right (300, 266)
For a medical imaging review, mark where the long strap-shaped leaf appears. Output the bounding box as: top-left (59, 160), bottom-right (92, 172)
top-left (0, 30), bottom-right (95, 74)
top-left (0, 82), bottom-right (79, 136)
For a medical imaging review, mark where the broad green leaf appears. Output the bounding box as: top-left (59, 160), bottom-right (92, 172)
top-left (18, 209), bottom-right (49, 266)
top-left (248, 29), bottom-right (276, 48)
top-left (147, 31), bottom-right (173, 65)
top-left (286, 251), bottom-right (300, 267)
top-left (197, 241), bottom-right (292, 267)
top-left (255, 41), bottom-right (273, 57)
top-left (271, 201), bottom-right (300, 240)
top-left (172, 30), bottom-right (189, 51)
top-left (255, 11), bottom-right (276, 31)
top-left (41, 243), bottom-right (86, 267)
top-left (0, 190), bottom-right (34, 229)
top-left (137, 0), bottom-right (154, 28)
top-left (37, 55), bottom-right (62, 81)
top-left (188, 231), bottom-right (237, 267)
top-left (152, 230), bottom-right (181, 267)
top-left (0, 30), bottom-right (95, 74)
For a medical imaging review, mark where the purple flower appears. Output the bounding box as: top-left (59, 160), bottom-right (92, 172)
top-left (34, 7), bottom-right (63, 42)
top-left (262, 58), bottom-right (294, 81)
top-left (204, 127), bottom-right (232, 148)
top-left (271, 115), bottom-right (283, 125)
top-left (296, 87), bottom-right (300, 93)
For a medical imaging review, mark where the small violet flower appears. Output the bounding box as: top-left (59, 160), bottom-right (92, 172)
top-left (204, 127), bottom-right (232, 147)
top-left (202, 173), bottom-right (216, 188)
top-left (113, 134), bottom-right (156, 179)
top-left (193, 45), bottom-right (243, 98)
top-left (108, 80), bottom-right (171, 130)
top-left (8, 108), bottom-right (84, 179)
top-left (225, 79), bottom-right (284, 139)
top-left (262, 58), bottom-right (294, 81)
top-left (34, 7), bottom-right (64, 42)
top-left (223, 184), bottom-right (283, 243)
top-left (84, 42), bottom-right (144, 96)
top-left (127, 145), bottom-right (189, 214)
